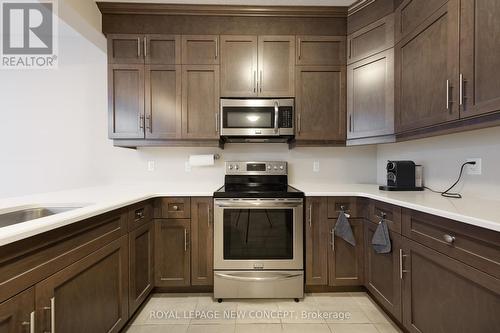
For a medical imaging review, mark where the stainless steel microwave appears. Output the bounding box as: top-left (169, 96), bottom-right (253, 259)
top-left (220, 99), bottom-right (294, 140)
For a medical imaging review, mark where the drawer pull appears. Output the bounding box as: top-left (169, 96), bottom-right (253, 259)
top-left (21, 311), bottom-right (35, 333)
top-left (172, 205), bottom-right (179, 211)
top-left (399, 249), bottom-right (409, 279)
top-left (135, 209), bottom-right (144, 221)
top-left (376, 212), bottom-right (387, 222)
top-left (443, 234), bottom-right (456, 244)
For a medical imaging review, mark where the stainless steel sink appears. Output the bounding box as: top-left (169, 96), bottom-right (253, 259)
top-left (0, 206), bottom-right (82, 228)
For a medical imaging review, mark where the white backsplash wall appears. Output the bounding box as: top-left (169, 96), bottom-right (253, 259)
top-left (93, 143), bottom-right (378, 190)
top-left (377, 127), bottom-right (500, 199)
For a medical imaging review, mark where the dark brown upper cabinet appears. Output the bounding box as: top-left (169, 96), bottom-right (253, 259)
top-left (0, 287), bottom-right (35, 333)
top-left (155, 219), bottom-right (191, 287)
top-left (220, 35), bottom-right (258, 97)
top-left (108, 64), bottom-right (145, 139)
top-left (181, 65), bottom-right (220, 139)
top-left (220, 35), bottom-right (294, 98)
top-left (401, 238), bottom-right (500, 333)
top-left (145, 65), bottom-right (182, 139)
top-left (258, 36), bottom-right (295, 97)
top-left (295, 66), bottom-right (346, 142)
top-left (364, 221), bottom-right (403, 322)
top-left (305, 197), bottom-right (329, 286)
top-left (182, 35), bottom-right (219, 65)
top-left (35, 237), bottom-right (129, 333)
top-left (347, 14), bottom-right (394, 65)
top-left (108, 34), bottom-right (180, 65)
top-left (145, 35), bottom-right (180, 65)
top-left (347, 49), bottom-right (395, 141)
top-left (395, 0), bottom-right (460, 133)
top-left (296, 36), bottom-right (346, 66)
top-left (459, 0), bottom-right (500, 118)
top-left (327, 218), bottom-right (364, 286)
top-left (191, 197), bottom-right (214, 286)
top-left (108, 34), bottom-right (144, 64)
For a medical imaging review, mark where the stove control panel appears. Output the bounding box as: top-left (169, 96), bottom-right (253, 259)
top-left (226, 161), bottom-right (288, 175)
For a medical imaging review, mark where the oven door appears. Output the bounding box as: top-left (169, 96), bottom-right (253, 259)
top-left (214, 198), bottom-right (303, 270)
top-left (220, 99), bottom-right (294, 136)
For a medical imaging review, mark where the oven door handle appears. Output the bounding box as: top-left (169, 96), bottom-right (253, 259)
top-left (215, 272), bottom-right (302, 282)
top-left (215, 200), bottom-right (303, 208)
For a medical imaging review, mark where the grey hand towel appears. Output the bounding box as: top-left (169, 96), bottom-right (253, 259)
top-left (334, 212), bottom-right (356, 246)
top-left (372, 219), bottom-right (392, 254)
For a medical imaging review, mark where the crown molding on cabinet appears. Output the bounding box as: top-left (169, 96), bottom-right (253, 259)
top-left (348, 0), bottom-right (376, 16)
top-left (96, 2), bottom-right (348, 18)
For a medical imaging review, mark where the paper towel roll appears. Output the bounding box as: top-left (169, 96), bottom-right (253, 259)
top-left (189, 154), bottom-right (215, 167)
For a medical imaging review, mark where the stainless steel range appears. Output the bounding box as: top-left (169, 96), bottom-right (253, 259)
top-left (213, 161), bottom-right (304, 302)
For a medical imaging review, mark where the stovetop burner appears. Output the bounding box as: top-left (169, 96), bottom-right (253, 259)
top-left (214, 161), bottom-right (304, 198)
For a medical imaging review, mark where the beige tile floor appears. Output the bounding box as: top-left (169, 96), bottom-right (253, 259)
top-left (124, 292), bottom-right (402, 333)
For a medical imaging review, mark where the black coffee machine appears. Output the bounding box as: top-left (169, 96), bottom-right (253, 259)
top-left (379, 160), bottom-right (424, 191)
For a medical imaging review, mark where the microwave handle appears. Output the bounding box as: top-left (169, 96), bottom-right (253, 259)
top-left (274, 101), bottom-right (279, 134)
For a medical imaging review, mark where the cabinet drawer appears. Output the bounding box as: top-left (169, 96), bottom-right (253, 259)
top-left (367, 200), bottom-right (402, 234)
top-left (128, 200), bottom-right (153, 231)
top-left (347, 14), bottom-right (394, 64)
top-left (154, 197), bottom-right (191, 219)
top-left (402, 209), bottom-right (500, 279)
top-left (327, 197), bottom-right (364, 219)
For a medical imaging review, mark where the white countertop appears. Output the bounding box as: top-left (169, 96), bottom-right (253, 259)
top-left (0, 183), bottom-right (499, 247)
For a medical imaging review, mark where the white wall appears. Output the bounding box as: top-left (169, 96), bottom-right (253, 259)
top-left (376, 127), bottom-right (500, 199)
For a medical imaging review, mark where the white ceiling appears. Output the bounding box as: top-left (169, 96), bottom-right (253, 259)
top-left (98, 0), bottom-right (358, 6)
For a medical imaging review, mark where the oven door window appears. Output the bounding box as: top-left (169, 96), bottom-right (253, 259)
top-left (223, 209), bottom-right (293, 260)
top-left (222, 107), bottom-right (274, 128)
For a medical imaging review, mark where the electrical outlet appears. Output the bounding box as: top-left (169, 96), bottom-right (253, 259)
top-left (313, 161), bottom-right (320, 173)
top-left (466, 158), bottom-right (482, 175)
top-left (147, 161), bottom-right (155, 172)
top-left (185, 161), bottom-right (192, 173)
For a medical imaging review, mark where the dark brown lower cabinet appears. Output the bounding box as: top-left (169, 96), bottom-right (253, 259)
top-left (35, 236), bottom-right (129, 333)
top-left (191, 198), bottom-right (214, 286)
top-left (0, 288), bottom-right (35, 333)
top-left (328, 218), bottom-right (364, 286)
top-left (128, 221), bottom-right (154, 315)
top-left (401, 238), bottom-right (500, 333)
top-left (305, 197), bottom-right (329, 286)
top-left (364, 221), bottom-right (402, 321)
top-left (155, 219), bottom-right (191, 287)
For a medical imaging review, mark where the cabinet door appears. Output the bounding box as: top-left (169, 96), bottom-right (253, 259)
top-left (328, 218), bottom-right (364, 286)
top-left (364, 221), bottom-right (402, 321)
top-left (35, 237), bottom-right (129, 333)
top-left (129, 221), bottom-right (154, 315)
top-left (191, 198), bottom-right (214, 286)
top-left (347, 49), bottom-right (395, 140)
top-left (145, 35), bottom-right (180, 65)
top-left (460, 0), bottom-right (500, 118)
top-left (295, 66), bottom-right (346, 141)
top-left (181, 65), bottom-right (220, 139)
top-left (297, 36), bottom-right (346, 66)
top-left (402, 238), bottom-right (500, 333)
top-left (305, 197), bottom-right (328, 286)
top-left (145, 65), bottom-right (182, 139)
top-left (108, 64), bottom-right (145, 139)
top-left (182, 35), bottom-right (219, 65)
top-left (0, 288), bottom-right (34, 333)
top-left (155, 219), bottom-right (191, 287)
top-left (107, 34), bottom-right (144, 64)
top-left (220, 35), bottom-right (258, 97)
top-left (258, 36), bottom-right (295, 97)
top-left (395, 0), bottom-right (460, 133)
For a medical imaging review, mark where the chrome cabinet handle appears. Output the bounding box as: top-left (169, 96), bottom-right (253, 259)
top-left (297, 114), bottom-right (301, 134)
top-left (143, 38), bottom-right (147, 58)
top-left (298, 38), bottom-right (302, 60)
top-left (184, 229), bottom-right (188, 252)
top-left (215, 37), bottom-right (218, 59)
top-left (399, 249), bottom-right (409, 279)
top-left (139, 114), bottom-right (144, 130)
top-left (207, 205), bottom-right (211, 228)
top-left (43, 297), bottom-right (55, 333)
top-left (137, 37), bottom-right (141, 57)
top-left (253, 70), bottom-right (257, 93)
top-left (309, 204), bottom-right (312, 228)
top-left (349, 115), bottom-right (352, 132)
top-left (172, 205), bottom-right (179, 211)
top-left (446, 79), bottom-right (450, 110)
top-left (330, 228), bottom-right (335, 251)
top-left (443, 234), bottom-right (456, 244)
top-left (274, 101), bottom-right (279, 134)
top-left (459, 73), bottom-right (464, 107)
top-left (21, 311), bottom-right (35, 333)
top-left (215, 113), bottom-right (219, 133)
top-left (146, 114), bottom-right (152, 132)
top-left (260, 70), bottom-right (263, 93)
